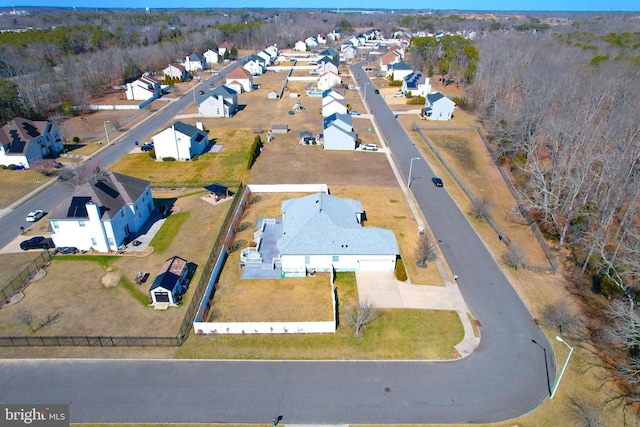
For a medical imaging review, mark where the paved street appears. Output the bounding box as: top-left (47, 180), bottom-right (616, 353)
top-left (0, 60), bottom-right (555, 425)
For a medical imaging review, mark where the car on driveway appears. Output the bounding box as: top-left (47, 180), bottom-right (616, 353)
top-left (349, 110), bottom-right (361, 116)
top-left (141, 142), bottom-right (154, 152)
top-left (432, 177), bottom-right (444, 187)
top-left (362, 144), bottom-right (378, 151)
top-left (20, 236), bottom-right (55, 250)
top-left (56, 246), bottom-right (78, 255)
top-left (26, 210), bottom-right (45, 222)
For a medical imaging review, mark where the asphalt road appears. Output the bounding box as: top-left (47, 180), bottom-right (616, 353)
top-left (0, 62), bottom-right (238, 250)
top-left (0, 61), bottom-right (555, 425)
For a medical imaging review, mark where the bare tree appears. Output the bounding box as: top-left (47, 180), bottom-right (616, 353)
top-left (471, 196), bottom-right (492, 221)
top-left (540, 299), bottom-right (583, 336)
top-left (565, 396), bottom-right (604, 427)
top-left (503, 244), bottom-right (525, 271)
top-left (345, 300), bottom-right (380, 338)
top-left (416, 233), bottom-right (437, 267)
top-left (17, 310), bottom-right (63, 332)
top-left (17, 310), bottom-right (36, 333)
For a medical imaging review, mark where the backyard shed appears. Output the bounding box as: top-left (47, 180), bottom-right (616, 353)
top-left (271, 124), bottom-right (289, 134)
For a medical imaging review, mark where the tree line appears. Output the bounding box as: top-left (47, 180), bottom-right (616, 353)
top-left (470, 16), bottom-right (640, 420)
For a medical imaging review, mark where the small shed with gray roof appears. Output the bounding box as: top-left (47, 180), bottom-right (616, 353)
top-left (277, 193), bottom-right (398, 277)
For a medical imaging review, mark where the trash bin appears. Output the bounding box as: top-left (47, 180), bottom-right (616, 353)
top-left (280, 271), bottom-right (286, 278)
top-left (134, 140), bottom-right (139, 146)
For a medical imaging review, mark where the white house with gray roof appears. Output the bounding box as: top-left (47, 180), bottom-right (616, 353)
top-left (277, 193), bottom-right (399, 277)
top-left (152, 121), bottom-right (209, 161)
top-left (323, 113), bottom-right (356, 150)
top-left (0, 118), bottom-right (64, 169)
top-left (48, 171), bottom-right (154, 252)
top-left (197, 85), bottom-right (238, 117)
top-left (424, 92), bottom-right (455, 121)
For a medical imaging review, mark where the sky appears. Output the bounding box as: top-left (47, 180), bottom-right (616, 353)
top-left (4, 1), bottom-right (639, 12)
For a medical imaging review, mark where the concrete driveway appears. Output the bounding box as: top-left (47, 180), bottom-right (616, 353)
top-left (356, 270), bottom-right (468, 311)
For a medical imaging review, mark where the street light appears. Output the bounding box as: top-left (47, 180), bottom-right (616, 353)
top-left (550, 335), bottom-right (574, 399)
top-left (408, 157), bottom-right (420, 188)
top-left (191, 82), bottom-right (197, 104)
top-left (103, 121), bottom-right (111, 145)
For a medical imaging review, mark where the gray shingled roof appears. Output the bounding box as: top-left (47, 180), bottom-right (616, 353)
top-left (277, 193), bottom-right (399, 256)
top-left (48, 171), bottom-right (150, 221)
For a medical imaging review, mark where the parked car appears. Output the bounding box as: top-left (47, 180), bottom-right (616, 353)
top-left (20, 236), bottom-right (55, 250)
top-left (362, 144), bottom-right (378, 151)
top-left (141, 142), bottom-right (154, 152)
top-left (56, 246), bottom-right (78, 255)
top-left (25, 210), bottom-right (45, 222)
top-left (349, 110), bottom-right (361, 116)
top-left (432, 177), bottom-right (444, 187)
top-left (198, 90), bottom-right (205, 95)
top-left (374, 89), bottom-right (380, 94)
top-left (391, 92), bottom-right (404, 98)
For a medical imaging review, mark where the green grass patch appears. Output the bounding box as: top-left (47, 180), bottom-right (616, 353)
top-left (150, 212), bottom-right (189, 253)
top-left (177, 272), bottom-right (464, 360)
top-left (393, 215), bottom-right (406, 219)
top-left (119, 276), bottom-right (150, 306)
top-left (390, 199), bottom-right (399, 203)
top-left (53, 255), bottom-right (114, 268)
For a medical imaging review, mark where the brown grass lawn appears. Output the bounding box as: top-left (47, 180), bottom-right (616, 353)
top-left (0, 252), bottom-right (48, 289)
top-left (0, 191), bottom-right (231, 338)
top-left (0, 169), bottom-right (53, 209)
top-left (179, 272), bottom-right (462, 360)
top-left (109, 127), bottom-right (254, 185)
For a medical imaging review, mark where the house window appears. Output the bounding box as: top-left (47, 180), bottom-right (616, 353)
top-left (108, 238), bottom-right (115, 246)
top-left (305, 255), bottom-right (310, 264)
top-left (52, 222), bottom-right (59, 230)
top-left (332, 255), bottom-right (339, 262)
top-left (121, 211), bottom-right (124, 217)
top-left (79, 221), bottom-right (85, 227)
top-left (91, 238), bottom-right (97, 246)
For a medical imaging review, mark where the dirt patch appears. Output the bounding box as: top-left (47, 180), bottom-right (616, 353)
top-left (101, 272), bottom-right (121, 288)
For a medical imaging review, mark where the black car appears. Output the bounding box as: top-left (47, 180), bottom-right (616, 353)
top-left (56, 246), bottom-right (78, 255)
top-left (20, 236), bottom-right (55, 250)
top-left (432, 177), bottom-right (444, 187)
top-left (374, 89), bottom-right (380, 94)
top-left (141, 143), bottom-right (154, 152)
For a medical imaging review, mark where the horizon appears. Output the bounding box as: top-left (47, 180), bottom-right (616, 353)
top-left (4, 1), bottom-right (639, 13)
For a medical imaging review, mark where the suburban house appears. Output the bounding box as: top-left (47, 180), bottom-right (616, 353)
top-left (294, 40), bottom-right (307, 51)
top-left (322, 88), bottom-right (345, 102)
top-left (163, 63), bottom-right (189, 80)
top-left (218, 41), bottom-right (233, 58)
top-left (225, 67), bottom-right (253, 93)
top-left (275, 193), bottom-right (399, 276)
top-left (316, 56), bottom-right (339, 75)
top-left (264, 45), bottom-right (279, 61)
top-left (183, 52), bottom-right (206, 72)
top-left (424, 92), bottom-right (456, 121)
top-left (379, 50), bottom-right (400, 72)
top-left (256, 50), bottom-right (272, 66)
top-left (323, 113), bottom-right (356, 151)
top-left (305, 36), bottom-right (319, 49)
top-left (203, 49), bottom-right (219, 67)
top-left (316, 71), bottom-right (342, 92)
top-left (317, 34), bottom-right (327, 45)
top-left (318, 47), bottom-right (340, 62)
top-left (243, 55), bottom-right (266, 76)
top-left (387, 61), bottom-right (413, 81)
top-left (48, 171), bottom-right (154, 252)
top-left (0, 118), bottom-right (64, 169)
top-left (342, 44), bottom-right (356, 60)
top-left (125, 75), bottom-right (162, 101)
top-left (149, 256), bottom-right (190, 307)
top-left (402, 72), bottom-right (431, 97)
top-left (322, 91), bottom-right (347, 117)
top-left (197, 85), bottom-right (238, 118)
top-left (327, 31), bottom-right (341, 41)
top-left (152, 121), bottom-right (209, 160)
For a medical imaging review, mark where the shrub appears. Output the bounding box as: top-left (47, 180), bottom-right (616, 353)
top-left (7, 164), bottom-right (16, 170)
top-left (72, 136), bottom-right (80, 143)
top-left (162, 157), bottom-right (176, 161)
top-left (407, 96), bottom-right (426, 105)
top-left (389, 80), bottom-right (402, 86)
top-left (247, 135), bottom-right (263, 170)
top-left (395, 257), bottom-right (408, 281)
top-left (450, 96), bottom-right (469, 109)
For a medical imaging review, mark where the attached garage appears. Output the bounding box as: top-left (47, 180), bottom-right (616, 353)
top-left (358, 259), bottom-right (395, 272)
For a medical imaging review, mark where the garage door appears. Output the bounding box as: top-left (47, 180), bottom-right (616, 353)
top-left (155, 291), bottom-right (170, 303)
top-left (358, 260), bottom-right (390, 271)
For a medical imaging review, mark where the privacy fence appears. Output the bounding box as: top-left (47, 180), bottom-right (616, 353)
top-left (0, 181), bottom-right (243, 348)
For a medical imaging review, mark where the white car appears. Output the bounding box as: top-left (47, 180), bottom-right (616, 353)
top-left (362, 144), bottom-right (378, 151)
top-left (26, 210), bottom-right (45, 222)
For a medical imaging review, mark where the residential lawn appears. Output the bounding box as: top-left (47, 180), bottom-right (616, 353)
top-left (108, 127), bottom-right (255, 185)
top-left (178, 272), bottom-right (463, 360)
top-left (0, 169), bottom-right (53, 209)
top-left (149, 211), bottom-right (190, 253)
top-left (0, 252), bottom-right (50, 290)
top-left (0, 191), bottom-right (231, 339)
